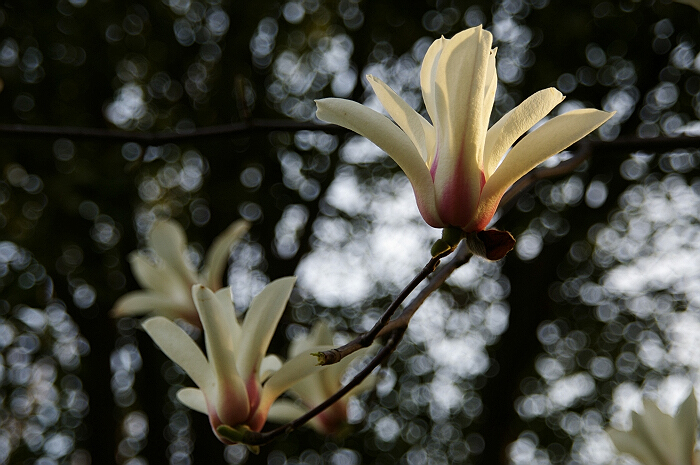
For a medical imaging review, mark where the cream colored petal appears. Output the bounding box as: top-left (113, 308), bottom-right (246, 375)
top-left (129, 252), bottom-right (191, 301)
top-left (177, 387), bottom-right (208, 414)
top-left (266, 399), bottom-right (325, 433)
top-left (433, 25), bottom-right (492, 187)
top-left (110, 291), bottom-right (191, 319)
top-left (477, 47), bottom-right (498, 169)
top-left (142, 316), bottom-right (213, 392)
top-left (476, 109), bottom-right (614, 229)
top-left (148, 221), bottom-right (198, 286)
top-left (420, 36), bottom-right (446, 130)
top-left (676, 392), bottom-right (698, 459)
top-left (214, 287), bottom-right (242, 347)
top-left (607, 428), bottom-right (665, 465)
top-left (260, 355), bottom-right (284, 383)
top-left (367, 75), bottom-right (435, 165)
top-left (483, 88), bottom-right (565, 180)
top-left (201, 220), bottom-right (250, 290)
top-left (237, 277), bottom-right (296, 381)
top-left (258, 347), bottom-right (331, 412)
top-left (193, 285), bottom-right (239, 382)
top-left (316, 98), bottom-right (442, 227)
top-left (635, 399), bottom-right (694, 465)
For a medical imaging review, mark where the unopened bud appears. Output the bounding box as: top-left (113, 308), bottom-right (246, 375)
top-left (430, 227), bottom-right (465, 257)
top-left (465, 230), bottom-right (515, 261)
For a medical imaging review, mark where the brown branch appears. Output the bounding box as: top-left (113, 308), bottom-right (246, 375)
top-left (315, 248), bottom-right (451, 366)
top-left (378, 242), bottom-right (472, 336)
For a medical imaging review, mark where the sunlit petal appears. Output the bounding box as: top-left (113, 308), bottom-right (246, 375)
top-left (260, 355), bottom-right (283, 383)
top-left (367, 75), bottom-right (435, 164)
top-left (420, 36), bottom-right (446, 132)
top-left (474, 109), bottom-right (614, 231)
top-left (193, 285), bottom-right (240, 381)
top-left (214, 287), bottom-right (241, 346)
top-left (482, 88), bottom-right (565, 179)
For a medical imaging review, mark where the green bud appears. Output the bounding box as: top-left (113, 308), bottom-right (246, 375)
top-left (430, 227), bottom-right (465, 257)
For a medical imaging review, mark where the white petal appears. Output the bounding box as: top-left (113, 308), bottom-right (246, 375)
top-left (367, 75), bottom-right (435, 165)
top-left (110, 291), bottom-right (191, 319)
top-left (177, 387), bottom-right (208, 414)
top-left (258, 347), bottom-right (331, 412)
top-left (237, 277), bottom-right (296, 381)
top-left (636, 399), bottom-right (693, 465)
top-left (420, 36), bottom-right (446, 131)
top-left (607, 429), bottom-right (665, 465)
top-left (676, 392), bottom-right (698, 460)
top-left (148, 221), bottom-right (198, 286)
top-left (192, 285), bottom-right (240, 383)
top-left (475, 109), bottom-right (614, 229)
top-left (478, 47), bottom-right (498, 168)
top-left (433, 26), bottom-right (492, 189)
top-left (214, 287), bottom-right (242, 348)
top-left (482, 88), bottom-right (564, 180)
top-left (316, 98), bottom-right (441, 227)
top-left (129, 252), bottom-right (191, 302)
top-left (201, 220), bottom-right (249, 290)
top-left (142, 316), bottom-right (213, 392)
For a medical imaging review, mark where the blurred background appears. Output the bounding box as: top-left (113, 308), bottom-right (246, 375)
top-left (0, 0), bottom-right (699, 463)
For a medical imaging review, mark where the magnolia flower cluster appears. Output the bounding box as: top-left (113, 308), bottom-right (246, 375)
top-left (607, 392), bottom-right (700, 465)
top-left (112, 219), bottom-right (372, 441)
top-left (317, 26), bottom-right (613, 234)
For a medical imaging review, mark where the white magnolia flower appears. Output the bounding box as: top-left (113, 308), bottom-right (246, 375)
top-left (316, 26), bottom-right (614, 233)
top-left (111, 219), bottom-right (249, 326)
top-left (607, 392), bottom-right (700, 465)
top-left (143, 278), bottom-right (325, 441)
top-left (267, 321), bottom-right (376, 435)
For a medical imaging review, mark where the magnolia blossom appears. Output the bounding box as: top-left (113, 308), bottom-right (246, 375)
top-left (143, 278), bottom-right (325, 441)
top-left (111, 219), bottom-right (248, 325)
top-left (316, 26), bottom-right (614, 233)
top-left (267, 321), bottom-right (375, 435)
top-left (607, 392), bottom-right (700, 465)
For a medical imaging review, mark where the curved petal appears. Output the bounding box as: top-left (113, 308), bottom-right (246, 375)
top-left (367, 75), bottom-right (435, 165)
top-left (483, 88), bottom-right (565, 180)
top-left (432, 26), bottom-right (493, 227)
top-left (675, 393), bottom-right (698, 462)
top-left (148, 221), bottom-right (198, 287)
top-left (142, 316), bottom-right (213, 392)
top-left (129, 252), bottom-right (191, 303)
top-left (237, 277), bottom-right (296, 381)
top-left (201, 220), bottom-right (250, 290)
top-left (473, 108), bottom-right (614, 232)
top-left (420, 36), bottom-right (446, 132)
top-left (177, 387), bottom-right (208, 414)
top-left (478, 47), bottom-right (498, 169)
top-left (636, 399), bottom-right (693, 465)
top-left (316, 98), bottom-right (442, 227)
top-left (258, 346), bottom-right (332, 413)
top-left (110, 291), bottom-right (191, 319)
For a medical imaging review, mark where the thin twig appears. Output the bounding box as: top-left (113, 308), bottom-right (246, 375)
top-left (315, 250), bottom-right (448, 366)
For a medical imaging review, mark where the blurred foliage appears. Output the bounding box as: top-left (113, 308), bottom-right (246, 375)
top-left (0, 0), bottom-right (700, 464)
